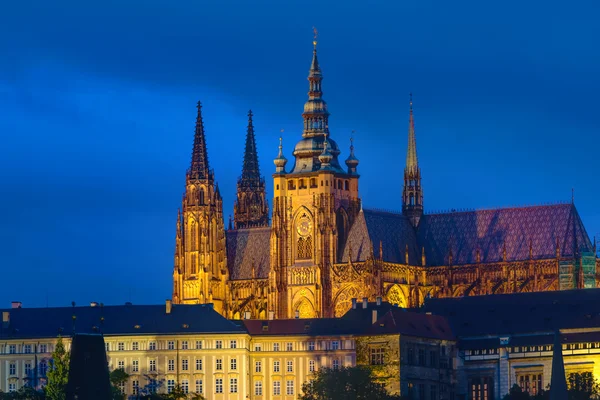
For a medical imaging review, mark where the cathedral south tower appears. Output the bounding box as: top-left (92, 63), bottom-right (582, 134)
top-left (269, 39), bottom-right (362, 319)
top-left (173, 102), bottom-right (228, 314)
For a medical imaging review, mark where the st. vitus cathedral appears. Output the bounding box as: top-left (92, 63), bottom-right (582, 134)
top-left (172, 39), bottom-right (598, 319)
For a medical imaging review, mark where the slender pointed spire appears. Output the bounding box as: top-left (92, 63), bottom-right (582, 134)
top-left (345, 131), bottom-right (359, 174)
top-left (549, 331), bottom-right (568, 400)
top-left (240, 110), bottom-right (261, 187)
top-left (190, 101), bottom-right (210, 180)
top-left (406, 93), bottom-right (418, 171)
top-left (303, 28), bottom-right (329, 138)
top-left (274, 131), bottom-right (288, 173)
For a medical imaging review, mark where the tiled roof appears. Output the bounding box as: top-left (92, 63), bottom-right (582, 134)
top-left (423, 288), bottom-right (600, 338)
top-left (0, 303), bottom-right (245, 339)
top-left (418, 203), bottom-right (593, 266)
top-left (241, 318), bottom-right (361, 336)
top-left (226, 227), bottom-right (271, 280)
top-left (341, 210), bottom-right (419, 264)
top-left (368, 308), bottom-right (455, 341)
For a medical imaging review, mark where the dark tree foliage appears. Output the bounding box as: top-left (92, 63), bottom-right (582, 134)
top-left (0, 386), bottom-right (45, 399)
top-left (567, 372), bottom-right (600, 400)
top-left (109, 369), bottom-right (130, 400)
top-left (299, 366), bottom-right (401, 400)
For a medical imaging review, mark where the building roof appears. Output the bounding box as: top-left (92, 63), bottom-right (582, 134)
top-left (226, 227), bottom-right (271, 280)
top-left (418, 203), bottom-right (593, 266)
top-left (368, 308), bottom-right (455, 341)
top-left (241, 318), bottom-right (360, 336)
top-left (0, 303), bottom-right (245, 340)
top-left (341, 209), bottom-right (419, 264)
top-left (423, 288), bottom-right (600, 339)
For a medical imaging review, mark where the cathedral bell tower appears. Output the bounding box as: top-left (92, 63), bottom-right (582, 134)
top-left (269, 33), bottom-right (361, 319)
top-left (233, 110), bottom-right (269, 229)
top-left (402, 95), bottom-right (423, 227)
top-left (173, 102), bottom-right (228, 314)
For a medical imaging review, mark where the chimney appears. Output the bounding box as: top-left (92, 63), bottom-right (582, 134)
top-left (362, 297), bottom-right (368, 309)
top-left (295, 310), bottom-right (300, 319)
top-left (372, 309), bottom-right (378, 324)
top-left (244, 311), bottom-right (251, 320)
top-left (351, 298), bottom-right (357, 309)
top-left (90, 302), bottom-right (98, 308)
top-left (268, 311), bottom-right (275, 320)
top-left (11, 301), bottom-right (22, 309)
top-left (165, 299), bottom-right (172, 314)
top-left (376, 296), bottom-right (382, 306)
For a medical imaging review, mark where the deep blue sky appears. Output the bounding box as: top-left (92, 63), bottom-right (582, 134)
top-left (1, 0), bottom-right (599, 307)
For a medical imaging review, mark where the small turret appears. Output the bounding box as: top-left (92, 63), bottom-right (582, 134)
top-left (319, 133), bottom-right (333, 168)
top-left (345, 134), bottom-right (359, 174)
top-left (274, 135), bottom-right (288, 173)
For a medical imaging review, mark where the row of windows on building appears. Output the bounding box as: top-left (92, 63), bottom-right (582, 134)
top-left (280, 178), bottom-right (351, 191)
top-left (1, 344), bottom-right (50, 354)
top-left (6, 360), bottom-right (48, 376)
top-left (105, 339), bottom-right (346, 352)
top-left (467, 342), bottom-right (600, 356)
top-left (116, 377), bottom-right (299, 396)
top-left (110, 357), bottom-right (330, 374)
top-left (404, 346), bottom-right (451, 369)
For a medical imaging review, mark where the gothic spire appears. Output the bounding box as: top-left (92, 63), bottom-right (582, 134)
top-left (406, 93), bottom-right (418, 172)
top-left (239, 110), bottom-right (261, 187)
top-left (189, 101), bottom-right (210, 180)
top-left (302, 28), bottom-right (330, 138)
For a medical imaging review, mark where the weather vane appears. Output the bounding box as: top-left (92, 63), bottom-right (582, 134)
top-left (313, 27), bottom-right (318, 48)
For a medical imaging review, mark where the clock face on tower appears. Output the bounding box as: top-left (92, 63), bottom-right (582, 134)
top-left (297, 216), bottom-right (312, 237)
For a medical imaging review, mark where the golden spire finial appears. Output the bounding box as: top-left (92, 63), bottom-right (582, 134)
top-left (313, 26), bottom-right (318, 48)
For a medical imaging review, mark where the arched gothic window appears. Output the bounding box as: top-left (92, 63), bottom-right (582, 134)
top-left (190, 222), bottom-right (197, 251)
top-left (199, 188), bottom-right (205, 205)
top-left (297, 236), bottom-right (313, 260)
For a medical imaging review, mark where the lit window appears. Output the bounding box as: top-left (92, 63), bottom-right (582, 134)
top-left (332, 341), bottom-right (339, 350)
top-left (182, 359), bottom-right (188, 371)
top-left (181, 341), bottom-right (188, 350)
top-left (168, 359), bottom-right (175, 371)
top-left (215, 378), bottom-right (223, 394)
top-left (215, 340), bottom-right (223, 349)
top-left (167, 379), bottom-right (175, 394)
top-left (287, 380), bottom-right (294, 395)
top-left (230, 378), bottom-right (238, 393)
top-left (216, 359), bottom-right (222, 370)
top-left (287, 360), bottom-right (293, 372)
top-left (254, 381), bottom-right (263, 396)
top-left (196, 359), bottom-right (203, 371)
top-left (255, 361), bottom-right (262, 372)
top-left (231, 358), bottom-right (237, 370)
top-left (273, 343), bottom-right (280, 352)
top-left (286, 342), bottom-right (293, 351)
top-left (118, 360), bottom-right (125, 370)
top-left (254, 343), bottom-right (262, 351)
top-left (132, 342), bottom-right (139, 351)
top-left (273, 381), bottom-right (281, 395)
top-left (149, 341), bottom-right (156, 351)
top-left (230, 340), bottom-right (237, 349)
top-left (118, 342), bottom-right (125, 351)
top-left (195, 379), bottom-right (203, 394)
top-left (149, 359), bottom-right (156, 372)
top-left (132, 360), bottom-right (139, 372)
top-left (168, 341), bottom-right (175, 350)
top-left (39, 344), bottom-right (47, 353)
top-left (274, 361), bottom-right (280, 372)
top-left (24, 344), bottom-right (32, 354)
top-left (309, 360), bottom-right (316, 372)
top-left (196, 340), bottom-right (203, 350)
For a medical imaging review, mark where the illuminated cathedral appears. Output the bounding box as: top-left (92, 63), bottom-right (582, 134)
top-left (172, 38), bottom-right (598, 319)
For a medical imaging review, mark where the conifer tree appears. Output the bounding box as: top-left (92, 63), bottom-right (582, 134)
top-left (45, 336), bottom-right (70, 400)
